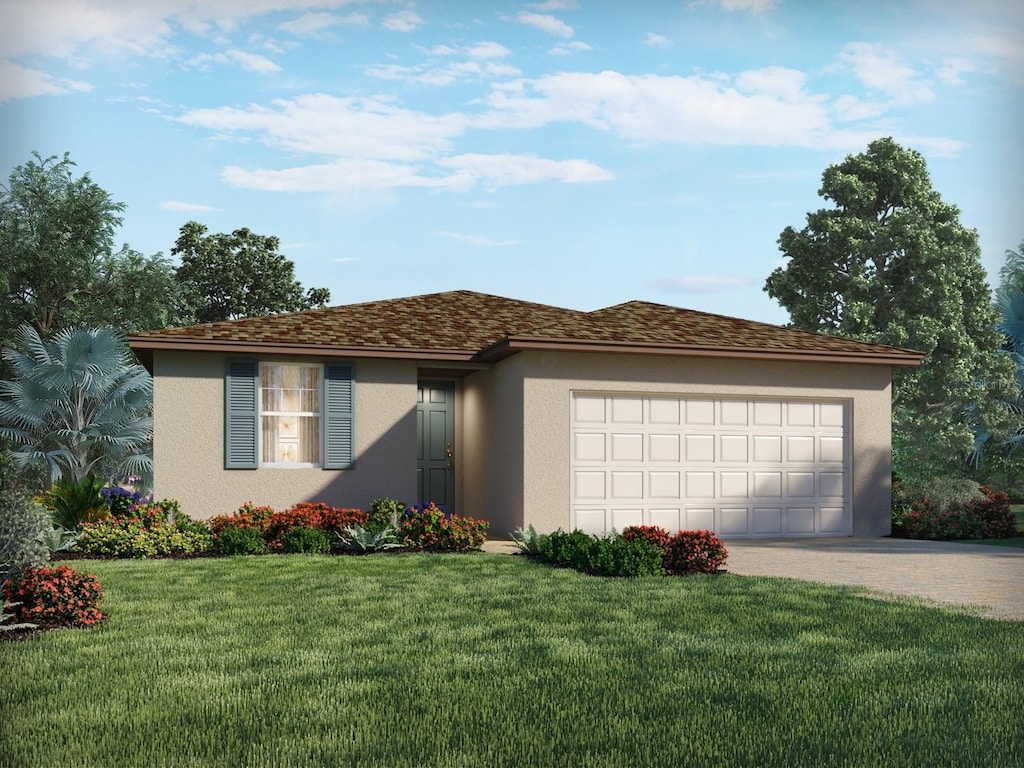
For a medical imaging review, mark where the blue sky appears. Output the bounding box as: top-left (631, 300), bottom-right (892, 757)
top-left (1, 0), bottom-right (1021, 324)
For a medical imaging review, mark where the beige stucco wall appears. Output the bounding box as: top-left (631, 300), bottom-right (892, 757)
top-left (461, 356), bottom-right (526, 535)
top-left (151, 351), bottom-right (418, 518)
top-left (467, 350), bottom-right (894, 538)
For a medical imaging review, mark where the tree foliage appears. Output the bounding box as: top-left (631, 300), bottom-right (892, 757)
top-left (0, 152), bottom-right (181, 343)
top-left (0, 326), bottom-right (153, 486)
top-left (764, 138), bottom-right (1017, 481)
top-left (172, 221), bottom-right (330, 324)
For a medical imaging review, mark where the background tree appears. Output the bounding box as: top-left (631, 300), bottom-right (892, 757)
top-left (0, 326), bottom-right (153, 486)
top-left (0, 152), bottom-right (183, 345)
top-left (764, 138), bottom-right (1017, 482)
top-left (171, 221), bottom-right (330, 324)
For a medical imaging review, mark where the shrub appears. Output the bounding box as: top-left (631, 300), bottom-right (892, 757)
top-left (214, 526), bottom-right (268, 556)
top-left (367, 497), bottom-right (406, 532)
top-left (536, 529), bottom-right (664, 577)
top-left (2, 564), bottom-right (104, 628)
top-left (100, 486), bottom-right (145, 518)
top-left (621, 525), bottom-right (673, 555)
top-left (280, 526), bottom-right (330, 554)
top-left (1, 599), bottom-right (37, 632)
top-left (399, 504), bottom-right (488, 552)
top-left (903, 499), bottom-right (986, 540)
top-left (971, 487), bottom-right (1017, 539)
top-left (207, 502), bottom-right (274, 537)
top-left (664, 530), bottom-right (728, 575)
top-left (39, 476), bottom-right (107, 530)
top-left (336, 524), bottom-right (402, 553)
top-left (77, 502), bottom-right (212, 557)
top-left (264, 503), bottom-right (365, 550)
top-left (0, 490), bottom-right (52, 584)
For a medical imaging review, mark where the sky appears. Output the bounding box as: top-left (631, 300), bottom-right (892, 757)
top-left (1, 0), bottom-right (1021, 325)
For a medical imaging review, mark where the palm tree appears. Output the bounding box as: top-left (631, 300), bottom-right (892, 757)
top-left (0, 325), bottom-right (153, 485)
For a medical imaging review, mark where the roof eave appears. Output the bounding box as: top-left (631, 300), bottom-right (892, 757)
top-left (127, 336), bottom-right (480, 363)
top-left (478, 336), bottom-right (924, 367)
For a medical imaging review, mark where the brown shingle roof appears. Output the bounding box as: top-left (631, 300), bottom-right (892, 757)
top-left (128, 290), bottom-right (923, 366)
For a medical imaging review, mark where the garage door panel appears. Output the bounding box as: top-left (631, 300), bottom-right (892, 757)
top-left (571, 394), bottom-right (849, 537)
top-left (685, 507), bottom-right (716, 530)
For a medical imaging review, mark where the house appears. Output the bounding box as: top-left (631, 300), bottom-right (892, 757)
top-left (128, 290), bottom-right (923, 538)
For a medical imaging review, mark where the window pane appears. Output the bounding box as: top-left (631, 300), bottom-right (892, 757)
top-left (260, 364), bottom-right (322, 464)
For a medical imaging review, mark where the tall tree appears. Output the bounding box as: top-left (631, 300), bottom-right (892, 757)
top-left (764, 138), bottom-right (1017, 481)
top-left (172, 221), bottom-right (330, 324)
top-left (0, 326), bottom-right (153, 485)
top-left (0, 152), bottom-right (182, 344)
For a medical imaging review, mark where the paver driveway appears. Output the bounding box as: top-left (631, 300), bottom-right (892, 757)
top-left (723, 537), bottom-right (1024, 621)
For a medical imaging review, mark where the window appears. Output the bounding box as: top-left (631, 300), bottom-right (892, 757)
top-left (261, 364), bottom-right (321, 465)
top-left (225, 359), bottom-right (353, 470)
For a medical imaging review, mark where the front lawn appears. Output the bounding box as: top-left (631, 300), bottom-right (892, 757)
top-left (3, 554), bottom-right (1021, 767)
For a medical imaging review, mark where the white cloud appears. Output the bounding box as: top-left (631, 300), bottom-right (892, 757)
top-left (835, 42), bottom-right (933, 104)
top-left (466, 42), bottom-right (512, 60)
top-left (716, 0), bottom-right (778, 12)
top-left (516, 12), bottom-right (574, 38)
top-left (366, 43), bottom-right (518, 85)
top-left (549, 41), bottom-right (592, 56)
top-left (643, 33), bottom-right (672, 48)
top-left (526, 0), bottom-right (579, 9)
top-left (652, 276), bottom-right (758, 294)
top-left (220, 159), bottom-right (463, 193)
top-left (437, 154), bottom-right (614, 186)
top-left (0, 59), bottom-right (91, 103)
top-left (174, 94), bottom-right (468, 161)
top-left (227, 50), bottom-right (280, 73)
top-left (277, 12), bottom-right (369, 35)
top-left (382, 10), bottom-right (425, 33)
top-left (436, 231), bottom-right (520, 247)
top-left (159, 200), bottom-right (217, 212)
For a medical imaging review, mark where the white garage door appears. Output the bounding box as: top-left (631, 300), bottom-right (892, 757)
top-left (570, 393), bottom-right (850, 537)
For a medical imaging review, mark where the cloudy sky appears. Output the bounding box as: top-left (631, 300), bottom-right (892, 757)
top-left (1, 0), bottom-right (1021, 323)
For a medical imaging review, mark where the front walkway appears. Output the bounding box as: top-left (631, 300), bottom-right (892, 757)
top-left (483, 537), bottom-right (1024, 620)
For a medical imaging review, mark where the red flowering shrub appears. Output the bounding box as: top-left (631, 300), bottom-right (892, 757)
top-left (3, 565), bottom-right (105, 628)
top-left (621, 525), bottom-right (673, 555)
top-left (664, 530), bottom-right (728, 575)
top-left (903, 502), bottom-right (984, 540)
top-left (399, 504), bottom-right (488, 552)
top-left (971, 487), bottom-right (1017, 539)
top-left (207, 502), bottom-right (275, 537)
top-left (264, 503), bottom-right (366, 550)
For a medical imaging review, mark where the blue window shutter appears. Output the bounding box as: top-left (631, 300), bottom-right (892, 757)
top-left (324, 362), bottom-right (354, 469)
top-left (225, 359), bottom-right (258, 469)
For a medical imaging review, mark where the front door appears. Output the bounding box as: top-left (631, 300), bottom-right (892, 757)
top-left (416, 381), bottom-right (454, 511)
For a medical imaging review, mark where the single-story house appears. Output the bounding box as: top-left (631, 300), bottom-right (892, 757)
top-left (128, 290), bottom-right (923, 538)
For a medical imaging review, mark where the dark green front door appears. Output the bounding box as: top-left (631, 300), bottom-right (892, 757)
top-left (416, 381), bottom-right (454, 511)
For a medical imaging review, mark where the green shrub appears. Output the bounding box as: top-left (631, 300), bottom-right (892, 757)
top-left (0, 490), bottom-right (52, 584)
top-left (536, 529), bottom-right (664, 577)
top-left (264, 503), bottom-right (365, 550)
top-left (77, 502), bottom-right (212, 557)
top-left (904, 500), bottom-right (986, 540)
top-left (367, 497), bottom-right (406, 532)
top-left (971, 487), bottom-right (1018, 538)
top-left (280, 526), bottom-right (330, 554)
top-left (399, 504), bottom-right (488, 552)
top-left (214, 526), bottom-right (268, 556)
top-left (39, 475), bottom-right (107, 530)
top-left (663, 530), bottom-right (728, 574)
top-left (3, 564), bottom-right (104, 628)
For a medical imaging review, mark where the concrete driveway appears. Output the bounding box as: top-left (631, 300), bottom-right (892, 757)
top-left (723, 537), bottom-right (1024, 621)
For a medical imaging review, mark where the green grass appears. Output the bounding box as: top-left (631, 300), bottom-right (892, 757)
top-left (3, 554), bottom-right (1022, 767)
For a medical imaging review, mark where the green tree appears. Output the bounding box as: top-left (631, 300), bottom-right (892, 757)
top-left (172, 221), bottom-right (330, 324)
top-left (0, 152), bottom-right (182, 343)
top-left (764, 138), bottom-right (1017, 482)
top-left (0, 326), bottom-right (153, 486)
